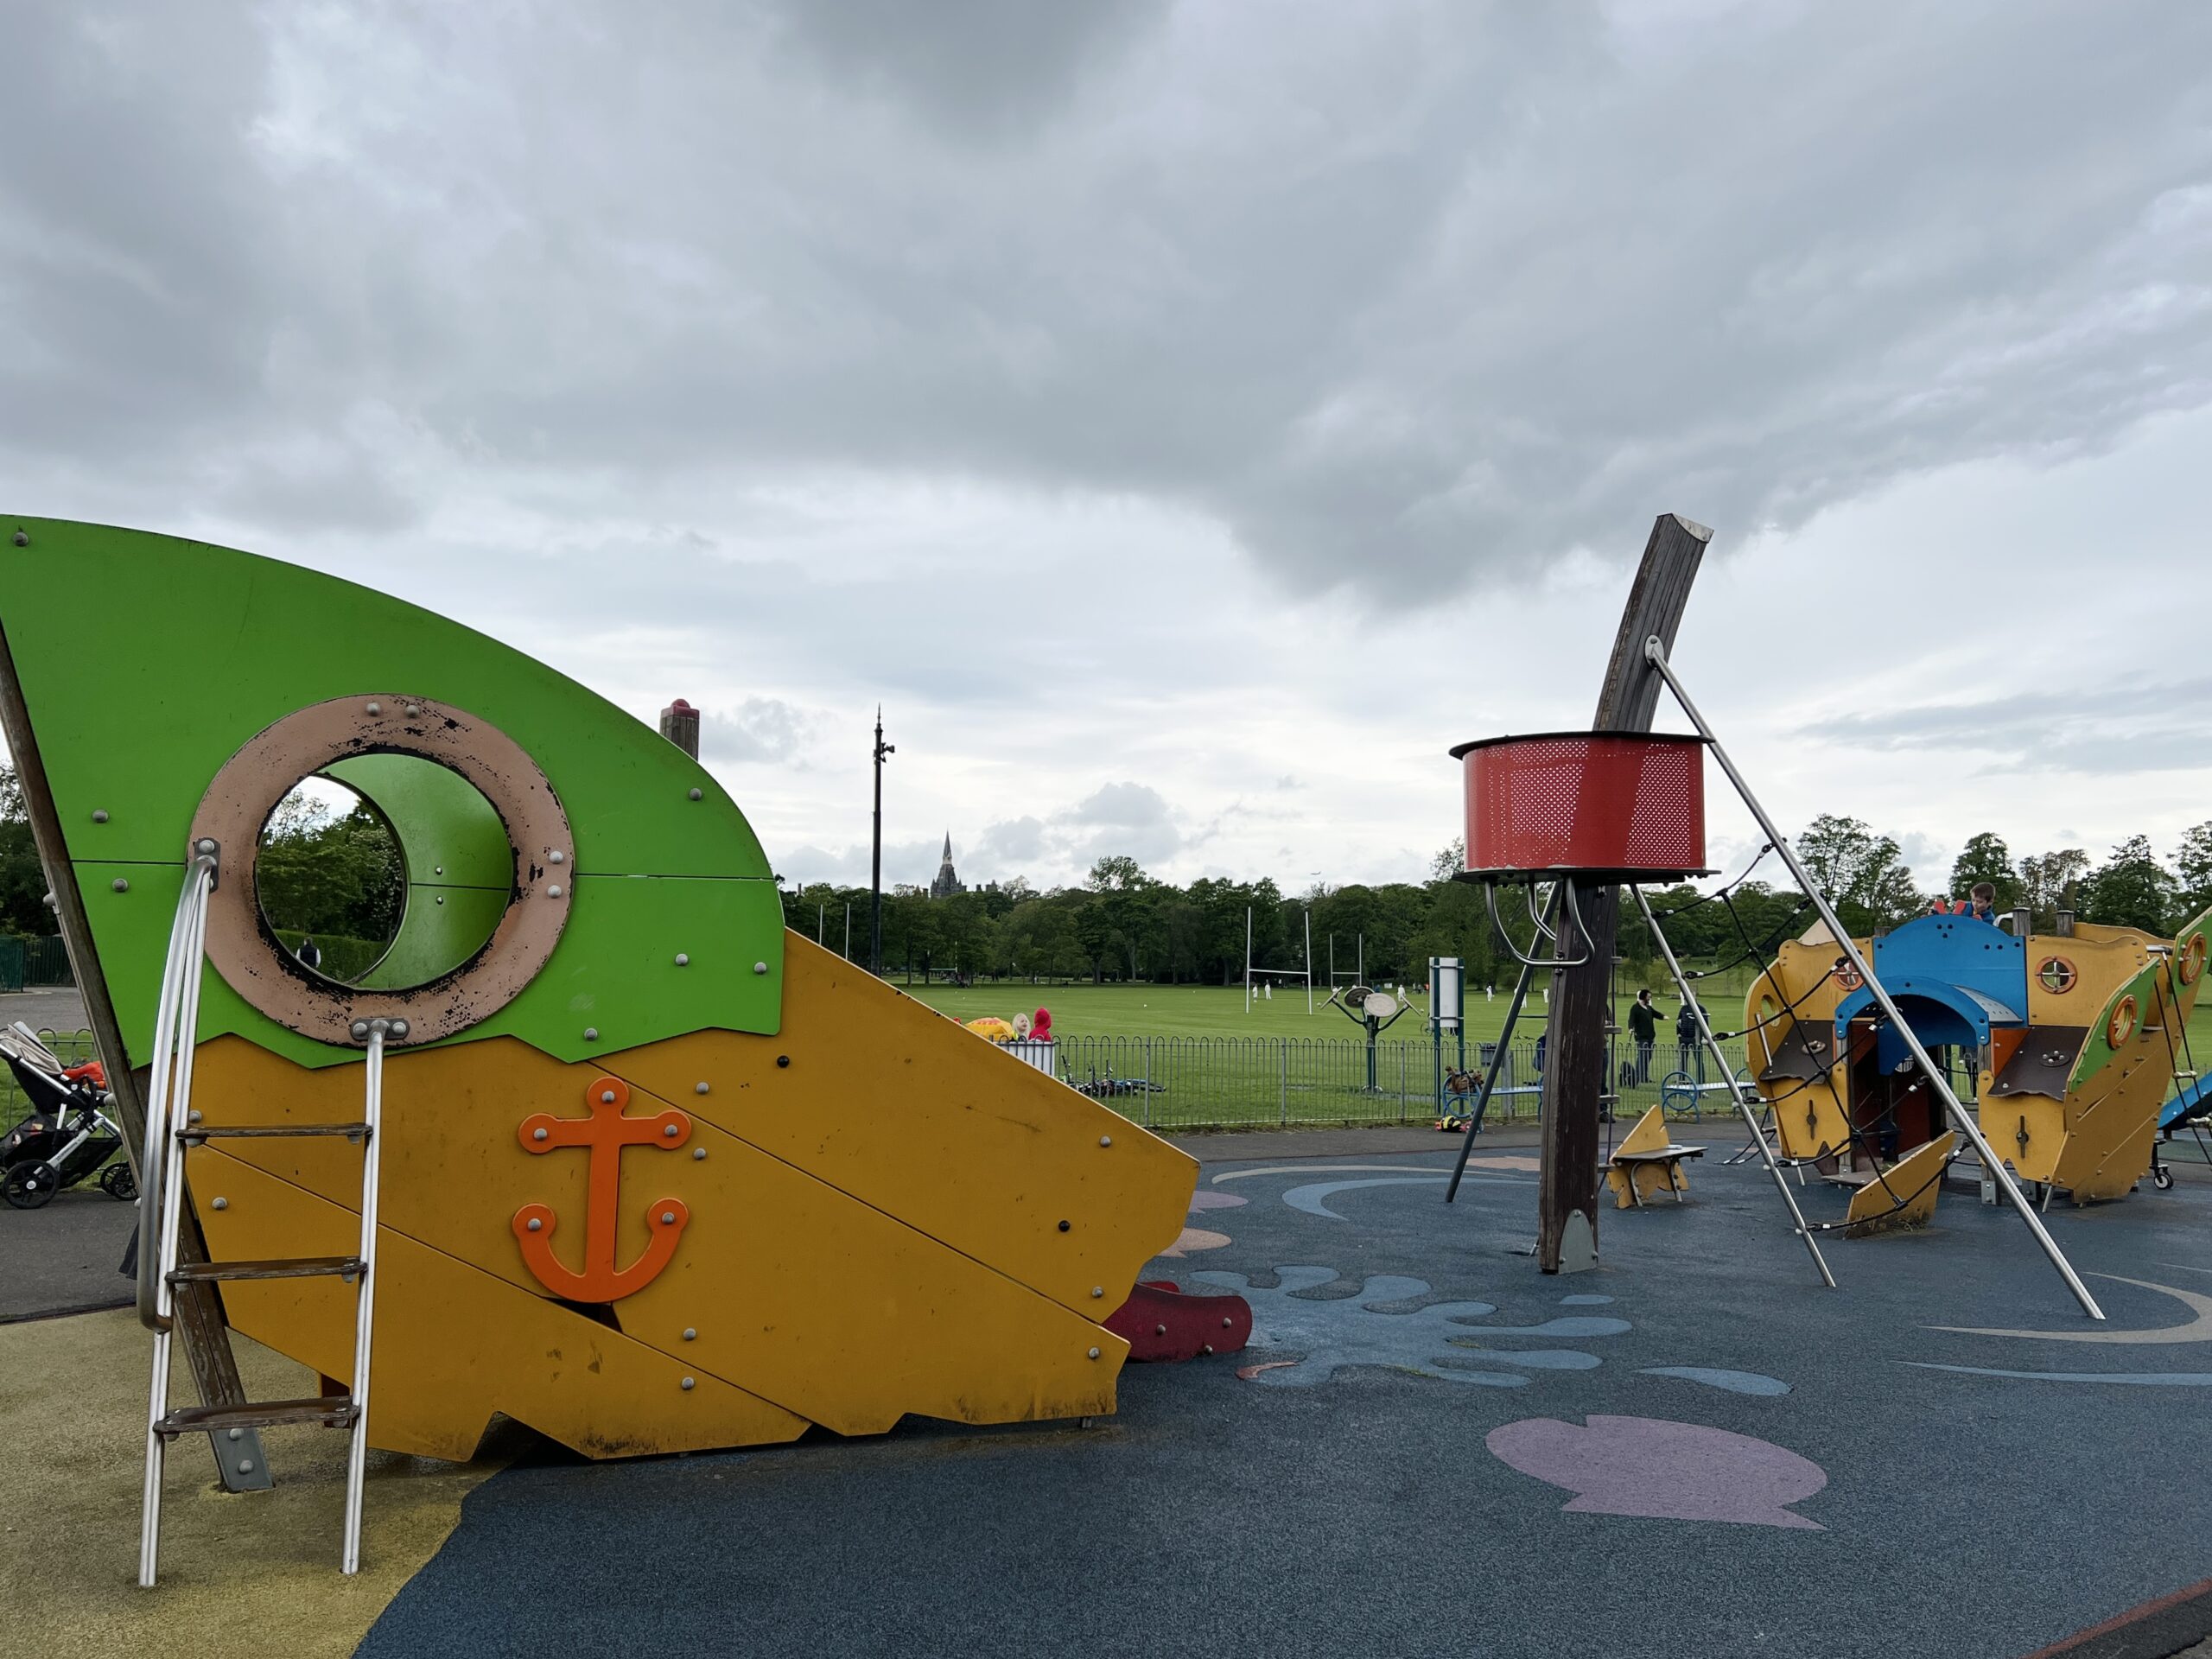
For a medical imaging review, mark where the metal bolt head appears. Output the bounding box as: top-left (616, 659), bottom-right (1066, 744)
top-left (683, 1327), bottom-right (696, 1341)
top-left (435, 865), bottom-right (443, 875)
top-left (1154, 1324), bottom-right (1166, 1336)
top-left (1087, 1346), bottom-right (1101, 1360)
top-left (390, 1020), bottom-right (409, 1038)
top-left (527, 1217), bottom-right (543, 1231)
top-left (689, 788), bottom-right (703, 801)
top-left (1099, 1135), bottom-right (1113, 1147)
top-left (238, 1459), bottom-right (255, 1474)
top-left (601, 1090), bottom-right (617, 1104)
top-left (111, 878), bottom-right (129, 893)
top-left (188, 1109), bottom-right (202, 1123)
top-left (549, 849), bottom-right (564, 864)
top-left (692, 1147), bottom-right (706, 1160)
top-left (680, 1376), bottom-right (696, 1391)
top-left (435, 895), bottom-right (446, 906)
top-left (775, 1055), bottom-right (790, 1069)
top-left (533, 1127), bottom-right (549, 1141)
top-left (753, 961), bottom-right (768, 976)
top-left (583, 1027), bottom-right (598, 1041)
top-left (675, 953), bottom-right (690, 967)
top-left (662, 1123), bottom-right (678, 1138)
top-left (195, 839), bottom-right (218, 855)
top-left (227, 1427), bottom-right (243, 1441)
top-left (10, 530), bottom-right (25, 546)
top-left (660, 1210), bottom-right (676, 1224)
top-left (546, 884), bottom-right (564, 899)
top-left (1221, 1317), bottom-right (1232, 1328)
top-left (92, 809), bottom-right (108, 823)
top-left (695, 1082), bottom-right (710, 1096)
top-left (351, 1020), bottom-right (369, 1039)
top-left (1091, 1287), bottom-right (1103, 1299)
top-left (1057, 1219), bottom-right (1071, 1232)
top-left (212, 1197), bottom-right (228, 1211)
top-left (365, 702), bottom-right (382, 715)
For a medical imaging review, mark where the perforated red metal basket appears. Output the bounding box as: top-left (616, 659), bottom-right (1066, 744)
top-left (1450, 732), bottom-right (1711, 882)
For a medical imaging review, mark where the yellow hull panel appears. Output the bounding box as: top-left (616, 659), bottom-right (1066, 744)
top-left (181, 939), bottom-right (1197, 1458)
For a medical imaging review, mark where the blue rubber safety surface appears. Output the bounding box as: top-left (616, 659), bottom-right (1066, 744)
top-left (359, 1149), bottom-right (2212, 1658)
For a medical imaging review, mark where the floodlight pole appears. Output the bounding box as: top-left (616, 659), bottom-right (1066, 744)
top-left (1643, 639), bottom-right (2103, 1321)
top-left (1244, 906), bottom-right (1253, 1013)
top-left (869, 709), bottom-right (893, 975)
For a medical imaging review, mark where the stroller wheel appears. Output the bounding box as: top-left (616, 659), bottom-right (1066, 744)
top-left (2153, 1166), bottom-right (2175, 1192)
top-left (3, 1160), bottom-right (60, 1211)
top-left (100, 1160), bottom-right (138, 1202)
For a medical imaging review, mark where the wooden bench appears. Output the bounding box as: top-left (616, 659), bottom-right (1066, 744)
top-left (1605, 1105), bottom-right (1706, 1208)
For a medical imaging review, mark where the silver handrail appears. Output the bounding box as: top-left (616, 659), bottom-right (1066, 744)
top-left (136, 849), bottom-right (218, 1331)
top-left (340, 1018), bottom-right (391, 1575)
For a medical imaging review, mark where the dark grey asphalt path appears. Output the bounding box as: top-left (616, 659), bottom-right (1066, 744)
top-left (359, 1150), bottom-right (2212, 1658)
top-left (0, 1185), bottom-right (135, 1321)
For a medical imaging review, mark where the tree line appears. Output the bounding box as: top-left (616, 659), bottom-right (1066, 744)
top-left (787, 815), bottom-right (2212, 989)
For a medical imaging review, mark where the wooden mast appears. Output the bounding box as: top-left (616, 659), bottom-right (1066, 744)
top-left (1535, 512), bottom-right (1710, 1272)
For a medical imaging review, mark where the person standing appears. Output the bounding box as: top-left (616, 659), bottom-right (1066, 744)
top-left (1675, 998), bottom-right (1700, 1080)
top-left (1629, 988), bottom-right (1658, 1084)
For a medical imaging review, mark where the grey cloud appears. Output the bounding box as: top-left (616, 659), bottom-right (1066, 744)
top-left (7, 3), bottom-right (2208, 603)
top-left (1068, 780), bottom-right (1172, 828)
top-left (761, 0), bottom-right (1167, 140)
top-left (1799, 674), bottom-right (2212, 775)
top-left (978, 815), bottom-right (1047, 862)
top-left (699, 697), bottom-right (813, 765)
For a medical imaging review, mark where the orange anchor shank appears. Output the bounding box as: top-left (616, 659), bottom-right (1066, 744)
top-left (513, 1077), bottom-right (692, 1302)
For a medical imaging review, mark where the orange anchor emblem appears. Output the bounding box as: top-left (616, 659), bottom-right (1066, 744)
top-left (512, 1076), bottom-right (692, 1302)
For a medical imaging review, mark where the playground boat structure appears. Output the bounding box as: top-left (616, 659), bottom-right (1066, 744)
top-left (1744, 905), bottom-right (2212, 1211)
top-left (0, 516), bottom-right (1201, 1582)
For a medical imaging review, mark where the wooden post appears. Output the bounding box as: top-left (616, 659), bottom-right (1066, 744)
top-left (0, 605), bottom-right (270, 1490)
top-left (1535, 513), bottom-right (1710, 1273)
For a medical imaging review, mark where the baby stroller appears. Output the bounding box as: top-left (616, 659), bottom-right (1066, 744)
top-left (0, 1023), bottom-right (130, 1210)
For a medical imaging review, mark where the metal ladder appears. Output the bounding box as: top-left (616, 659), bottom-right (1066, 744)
top-left (137, 842), bottom-right (399, 1586)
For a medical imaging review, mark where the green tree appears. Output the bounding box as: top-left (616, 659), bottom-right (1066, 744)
top-left (1796, 815), bottom-right (1923, 935)
top-left (2080, 836), bottom-right (2176, 936)
top-left (2174, 823), bottom-right (2212, 923)
top-left (2018, 848), bottom-right (2091, 929)
top-left (1948, 833), bottom-right (2022, 912)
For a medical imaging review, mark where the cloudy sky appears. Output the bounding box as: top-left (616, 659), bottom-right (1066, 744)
top-left (4, 1), bottom-right (2209, 894)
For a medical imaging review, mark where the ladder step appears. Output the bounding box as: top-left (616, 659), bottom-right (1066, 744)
top-left (180, 1122), bottom-right (372, 1141)
top-left (168, 1255), bottom-right (363, 1285)
top-left (154, 1397), bottom-right (358, 1438)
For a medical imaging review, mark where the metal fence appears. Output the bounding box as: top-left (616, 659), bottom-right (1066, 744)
top-left (1052, 1033), bottom-right (1754, 1133)
top-left (0, 935), bottom-right (74, 993)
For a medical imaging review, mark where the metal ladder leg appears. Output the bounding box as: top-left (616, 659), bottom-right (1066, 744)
top-left (138, 855), bottom-right (215, 1588)
top-left (341, 1019), bottom-right (389, 1575)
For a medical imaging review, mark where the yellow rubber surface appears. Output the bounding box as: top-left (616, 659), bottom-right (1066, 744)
top-left (0, 1308), bottom-right (504, 1658)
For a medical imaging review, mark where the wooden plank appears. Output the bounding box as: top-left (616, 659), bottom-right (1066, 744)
top-left (1536, 513), bottom-right (1710, 1272)
top-left (0, 596), bottom-right (265, 1488)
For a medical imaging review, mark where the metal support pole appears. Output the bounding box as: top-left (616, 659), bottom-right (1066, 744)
top-left (1644, 638), bottom-right (2103, 1320)
top-left (870, 709), bottom-right (893, 975)
top-left (1279, 1039), bottom-right (1288, 1127)
top-left (1245, 906), bottom-right (1253, 1014)
top-left (1632, 887), bottom-right (1834, 1288)
top-left (1144, 1038), bottom-right (1154, 1131)
top-left (1447, 951), bottom-right (1541, 1202)
top-left (1305, 911), bottom-right (1313, 1014)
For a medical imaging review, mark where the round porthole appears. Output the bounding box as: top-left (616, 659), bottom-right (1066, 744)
top-left (2181, 933), bottom-right (2207, 988)
top-left (191, 696), bottom-right (573, 1046)
top-left (2107, 994), bottom-right (2139, 1051)
top-left (2037, 957), bottom-right (2077, 995)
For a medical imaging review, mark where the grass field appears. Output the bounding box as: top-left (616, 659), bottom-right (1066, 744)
top-left (901, 975), bottom-right (1761, 1046)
